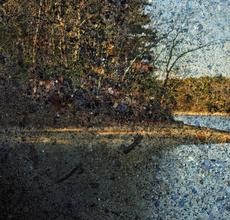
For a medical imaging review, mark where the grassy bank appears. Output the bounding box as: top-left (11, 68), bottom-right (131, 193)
top-left (2, 122), bottom-right (230, 145)
top-left (1, 123), bottom-right (230, 220)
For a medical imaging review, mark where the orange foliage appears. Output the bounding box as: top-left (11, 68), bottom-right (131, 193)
top-left (131, 62), bottom-right (153, 74)
top-left (91, 66), bottom-right (105, 75)
top-left (196, 131), bottom-right (206, 141)
top-left (106, 43), bottom-right (115, 56)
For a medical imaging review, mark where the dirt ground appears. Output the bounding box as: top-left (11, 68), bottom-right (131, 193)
top-left (0, 124), bottom-right (230, 220)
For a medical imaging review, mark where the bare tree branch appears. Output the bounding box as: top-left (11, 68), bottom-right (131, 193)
top-left (168, 43), bottom-right (211, 73)
top-left (165, 31), bottom-right (181, 71)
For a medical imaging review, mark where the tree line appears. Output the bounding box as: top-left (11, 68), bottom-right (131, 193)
top-left (1, 0), bottom-right (169, 126)
top-left (166, 76), bottom-right (230, 114)
top-left (0, 0), bottom-right (155, 80)
top-left (1, 0), bottom-right (226, 126)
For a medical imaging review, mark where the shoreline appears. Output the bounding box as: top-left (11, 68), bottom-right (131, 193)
top-left (2, 122), bottom-right (230, 144)
top-left (173, 111), bottom-right (230, 116)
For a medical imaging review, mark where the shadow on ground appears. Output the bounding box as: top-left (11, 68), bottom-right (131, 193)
top-left (1, 127), bottom-right (230, 220)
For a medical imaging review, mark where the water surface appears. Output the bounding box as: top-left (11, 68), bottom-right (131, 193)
top-left (174, 115), bottom-right (230, 132)
top-left (150, 115), bottom-right (230, 219)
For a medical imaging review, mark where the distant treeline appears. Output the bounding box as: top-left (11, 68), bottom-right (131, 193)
top-left (166, 76), bottom-right (230, 114)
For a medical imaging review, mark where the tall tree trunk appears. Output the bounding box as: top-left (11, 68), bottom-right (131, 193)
top-left (72, 5), bottom-right (81, 65)
top-left (17, 40), bottom-right (24, 68)
top-left (57, 0), bottom-right (68, 68)
top-left (32, 0), bottom-right (43, 72)
top-left (159, 70), bottom-right (170, 102)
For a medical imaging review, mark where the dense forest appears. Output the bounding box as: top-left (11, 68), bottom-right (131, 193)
top-left (0, 0), bottom-right (172, 127)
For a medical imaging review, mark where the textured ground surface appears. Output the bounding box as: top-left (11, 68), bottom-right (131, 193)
top-left (0, 119), bottom-right (230, 220)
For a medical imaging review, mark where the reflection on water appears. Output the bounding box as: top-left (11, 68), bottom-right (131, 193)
top-left (152, 142), bottom-right (230, 219)
top-left (154, 115), bottom-right (230, 219)
top-left (174, 115), bottom-right (230, 132)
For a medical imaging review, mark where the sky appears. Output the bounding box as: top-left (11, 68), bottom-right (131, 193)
top-left (149, 0), bottom-right (230, 77)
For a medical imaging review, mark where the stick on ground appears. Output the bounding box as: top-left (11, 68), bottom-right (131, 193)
top-left (123, 134), bottom-right (143, 154)
top-left (55, 163), bottom-right (84, 184)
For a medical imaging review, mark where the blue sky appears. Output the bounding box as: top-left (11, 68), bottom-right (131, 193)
top-left (149, 0), bottom-right (230, 77)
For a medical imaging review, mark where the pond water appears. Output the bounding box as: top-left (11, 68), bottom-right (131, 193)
top-left (150, 142), bottom-right (230, 220)
top-left (174, 115), bottom-right (230, 132)
top-left (149, 115), bottom-right (230, 219)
